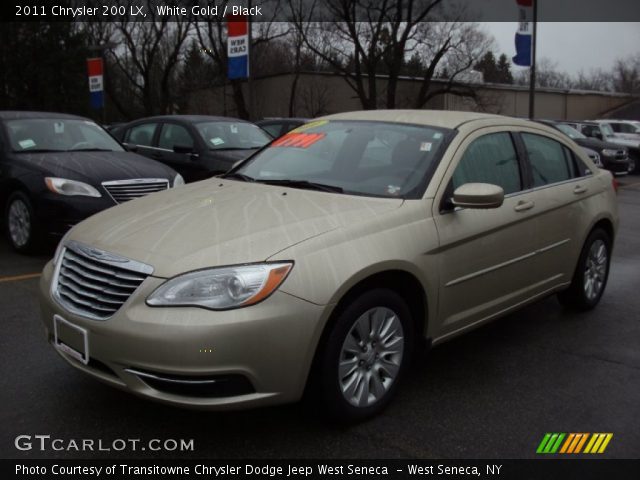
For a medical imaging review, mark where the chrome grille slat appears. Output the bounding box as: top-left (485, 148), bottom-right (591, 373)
top-left (58, 286), bottom-right (118, 314)
top-left (64, 251), bottom-right (146, 281)
top-left (59, 268), bottom-right (132, 297)
top-left (58, 272), bottom-right (129, 304)
top-left (102, 178), bottom-right (169, 204)
top-left (54, 243), bottom-right (151, 320)
top-left (58, 276), bottom-right (129, 305)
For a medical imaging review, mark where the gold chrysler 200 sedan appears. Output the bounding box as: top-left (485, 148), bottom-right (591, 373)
top-left (39, 111), bottom-right (618, 420)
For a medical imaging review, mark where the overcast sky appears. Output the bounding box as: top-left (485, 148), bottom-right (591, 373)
top-left (486, 23), bottom-right (640, 75)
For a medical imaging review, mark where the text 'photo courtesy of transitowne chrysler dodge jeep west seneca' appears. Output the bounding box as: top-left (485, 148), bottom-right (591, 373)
top-left (38, 110), bottom-right (618, 421)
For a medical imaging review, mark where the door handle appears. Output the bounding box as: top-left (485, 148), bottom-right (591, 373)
top-left (151, 152), bottom-right (162, 159)
top-left (514, 200), bottom-right (535, 212)
top-left (573, 185), bottom-right (587, 194)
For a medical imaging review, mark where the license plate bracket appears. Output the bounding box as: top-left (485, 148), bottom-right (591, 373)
top-left (53, 314), bottom-right (89, 365)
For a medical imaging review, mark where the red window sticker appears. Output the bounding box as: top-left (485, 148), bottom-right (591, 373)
top-left (271, 132), bottom-right (326, 148)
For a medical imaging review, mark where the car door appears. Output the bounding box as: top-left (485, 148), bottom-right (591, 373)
top-left (122, 122), bottom-right (159, 160)
top-left (432, 128), bottom-right (541, 336)
top-left (518, 130), bottom-right (597, 284)
top-left (155, 122), bottom-right (207, 183)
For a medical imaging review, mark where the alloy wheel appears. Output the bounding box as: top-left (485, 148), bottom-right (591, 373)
top-left (338, 307), bottom-right (404, 407)
top-left (8, 198), bottom-right (31, 248)
top-left (583, 239), bottom-right (608, 301)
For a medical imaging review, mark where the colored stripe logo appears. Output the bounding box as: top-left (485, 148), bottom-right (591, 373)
top-left (536, 433), bottom-right (613, 454)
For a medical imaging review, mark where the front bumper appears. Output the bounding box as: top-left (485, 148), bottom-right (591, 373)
top-left (39, 261), bottom-right (329, 409)
top-left (601, 156), bottom-right (629, 175)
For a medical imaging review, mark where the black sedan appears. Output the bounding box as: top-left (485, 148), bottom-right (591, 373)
top-left (113, 115), bottom-right (271, 182)
top-left (0, 111), bottom-right (182, 252)
top-left (538, 120), bottom-right (631, 175)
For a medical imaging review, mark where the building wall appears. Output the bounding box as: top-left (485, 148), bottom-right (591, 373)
top-left (187, 72), bottom-right (633, 121)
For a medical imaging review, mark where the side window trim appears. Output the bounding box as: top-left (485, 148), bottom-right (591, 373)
top-left (511, 132), bottom-right (533, 191)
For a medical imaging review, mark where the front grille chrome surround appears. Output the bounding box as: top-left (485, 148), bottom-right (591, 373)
top-left (52, 241), bottom-right (153, 321)
top-left (102, 178), bottom-right (169, 204)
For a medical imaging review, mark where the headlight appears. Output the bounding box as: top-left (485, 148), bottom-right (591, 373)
top-left (147, 262), bottom-right (293, 310)
top-left (45, 177), bottom-right (101, 197)
top-left (601, 149), bottom-right (618, 157)
top-left (173, 173), bottom-right (185, 187)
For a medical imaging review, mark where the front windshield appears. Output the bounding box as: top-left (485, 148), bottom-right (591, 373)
top-left (235, 120), bottom-right (451, 199)
top-left (6, 118), bottom-right (123, 152)
top-left (600, 123), bottom-right (615, 137)
top-left (556, 124), bottom-right (586, 139)
top-left (195, 121), bottom-right (270, 150)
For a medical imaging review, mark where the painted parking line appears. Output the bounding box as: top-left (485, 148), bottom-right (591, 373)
top-left (0, 272), bottom-right (41, 283)
top-left (619, 180), bottom-right (640, 189)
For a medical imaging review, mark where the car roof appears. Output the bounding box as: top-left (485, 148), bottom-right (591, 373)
top-left (0, 111), bottom-right (88, 121)
top-left (126, 115), bottom-right (249, 124)
top-left (317, 109), bottom-right (537, 130)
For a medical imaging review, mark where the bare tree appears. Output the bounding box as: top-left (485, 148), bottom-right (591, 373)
top-left (514, 58), bottom-right (572, 90)
top-left (104, 4), bottom-right (192, 116)
top-left (289, 0), bottom-right (491, 110)
top-left (572, 69), bottom-right (612, 92)
top-left (611, 54), bottom-right (640, 95)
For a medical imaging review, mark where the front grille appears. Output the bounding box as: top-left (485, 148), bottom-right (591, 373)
top-left (102, 178), bottom-right (169, 204)
top-left (54, 242), bottom-right (153, 320)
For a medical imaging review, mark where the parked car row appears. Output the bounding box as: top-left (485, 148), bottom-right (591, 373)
top-left (561, 119), bottom-right (640, 174)
top-left (1, 111), bottom-right (276, 253)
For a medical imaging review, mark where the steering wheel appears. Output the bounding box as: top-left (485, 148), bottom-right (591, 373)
top-left (69, 141), bottom-right (92, 150)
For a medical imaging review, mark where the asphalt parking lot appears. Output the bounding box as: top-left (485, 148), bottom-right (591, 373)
top-left (2, 178), bottom-right (639, 460)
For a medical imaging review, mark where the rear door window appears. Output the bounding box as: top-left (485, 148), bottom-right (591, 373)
top-left (521, 133), bottom-right (576, 187)
top-left (158, 123), bottom-right (195, 150)
top-left (126, 123), bottom-right (158, 147)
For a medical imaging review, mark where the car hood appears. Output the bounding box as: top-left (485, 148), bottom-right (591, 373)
top-left (12, 150), bottom-right (176, 183)
top-left (67, 179), bottom-right (403, 278)
top-left (602, 136), bottom-right (639, 148)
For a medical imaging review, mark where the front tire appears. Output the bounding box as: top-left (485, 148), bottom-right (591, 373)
top-left (316, 289), bottom-right (414, 421)
top-left (558, 228), bottom-right (611, 311)
top-left (4, 191), bottom-right (38, 253)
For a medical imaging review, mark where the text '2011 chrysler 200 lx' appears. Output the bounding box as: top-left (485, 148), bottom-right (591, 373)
top-left (39, 111), bottom-right (618, 420)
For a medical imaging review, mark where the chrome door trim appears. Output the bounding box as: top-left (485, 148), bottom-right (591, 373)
top-left (445, 239), bottom-right (570, 287)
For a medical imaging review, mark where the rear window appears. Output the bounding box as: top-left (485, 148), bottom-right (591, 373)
top-left (236, 120), bottom-right (452, 199)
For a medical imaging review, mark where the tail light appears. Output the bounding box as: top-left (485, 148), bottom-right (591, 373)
top-left (612, 177), bottom-right (619, 193)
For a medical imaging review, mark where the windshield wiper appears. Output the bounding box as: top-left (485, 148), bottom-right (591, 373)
top-left (210, 147), bottom-right (259, 151)
top-left (255, 179), bottom-right (343, 193)
top-left (13, 149), bottom-right (65, 153)
top-left (222, 172), bottom-right (256, 182)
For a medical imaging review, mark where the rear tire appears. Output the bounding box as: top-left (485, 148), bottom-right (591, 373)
top-left (315, 289), bottom-right (414, 422)
top-left (558, 228), bottom-right (611, 311)
top-left (4, 191), bottom-right (40, 253)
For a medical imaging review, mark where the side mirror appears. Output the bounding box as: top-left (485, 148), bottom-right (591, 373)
top-left (452, 183), bottom-right (504, 209)
top-left (593, 130), bottom-right (603, 140)
top-left (173, 144), bottom-right (194, 154)
top-left (124, 144), bottom-right (138, 153)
